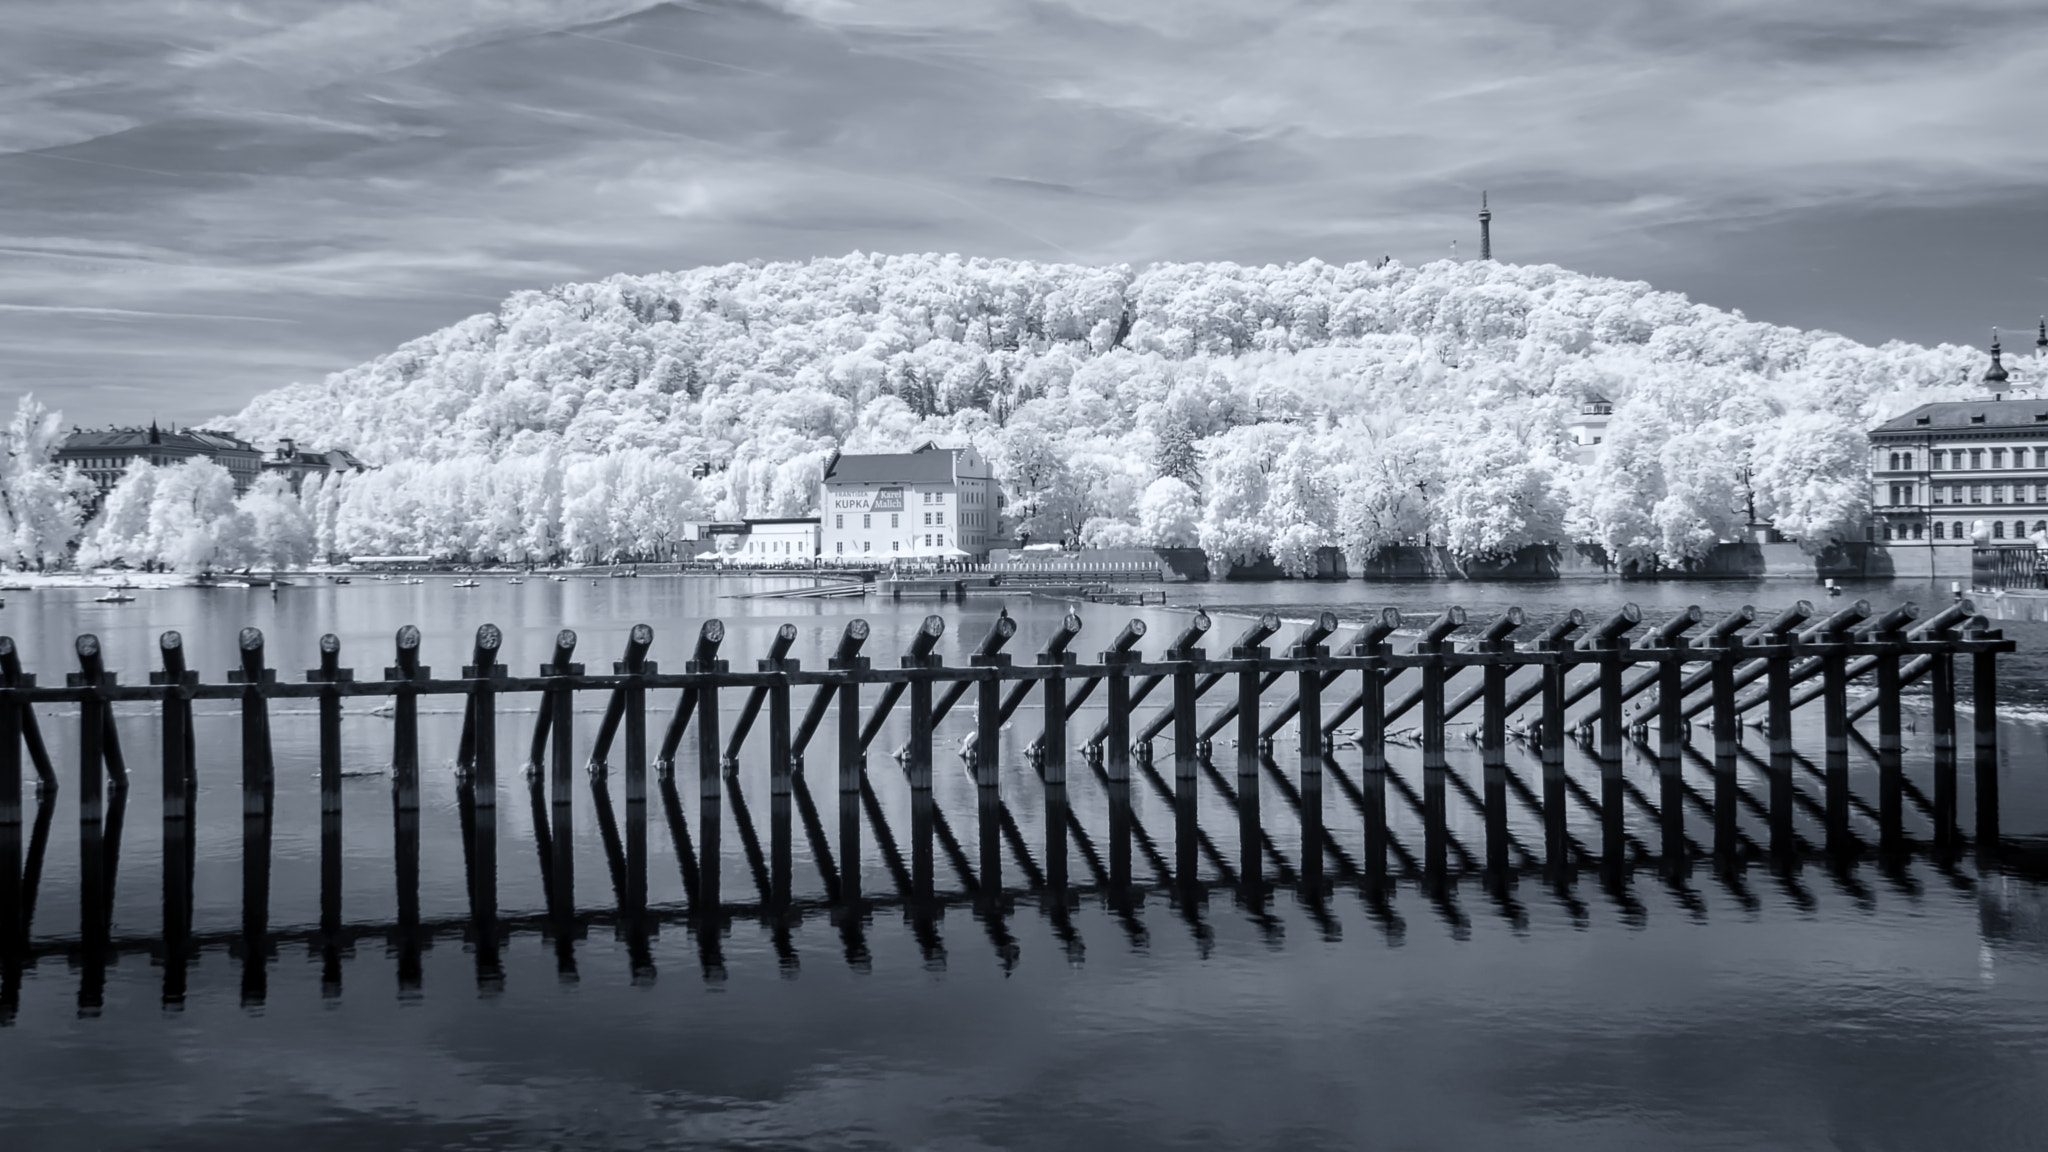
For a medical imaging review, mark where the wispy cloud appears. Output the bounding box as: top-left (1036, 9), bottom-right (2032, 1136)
top-left (2, 0), bottom-right (2045, 422)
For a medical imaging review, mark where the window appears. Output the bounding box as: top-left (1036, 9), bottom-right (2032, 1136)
top-left (835, 514), bottom-right (843, 529)
top-left (836, 542), bottom-right (844, 555)
top-left (1935, 521), bottom-right (1947, 539)
top-left (2037, 521), bottom-right (2047, 535)
top-left (1933, 486), bottom-right (1946, 505)
top-left (2037, 449), bottom-right (2047, 468)
top-left (934, 511), bottom-right (944, 526)
top-left (1912, 523), bottom-right (1923, 540)
top-left (891, 513), bottom-right (899, 528)
top-left (1994, 521), bottom-right (2005, 539)
top-left (1932, 450), bottom-right (1945, 470)
top-left (1883, 523), bottom-right (1894, 540)
top-left (922, 512), bottom-right (931, 526)
top-left (1993, 449), bottom-right (2006, 468)
top-left (1902, 451), bottom-right (1914, 470)
top-left (1993, 485), bottom-right (2006, 504)
top-left (863, 541), bottom-right (871, 553)
top-left (1972, 449), bottom-right (1984, 469)
top-left (891, 541), bottom-right (899, 551)
top-left (862, 514), bottom-right (871, 529)
top-left (1970, 485), bottom-right (1983, 503)
top-left (1953, 521), bottom-right (1964, 539)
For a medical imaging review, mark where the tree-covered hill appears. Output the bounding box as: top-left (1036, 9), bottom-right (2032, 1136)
top-left (210, 252), bottom-right (1999, 571)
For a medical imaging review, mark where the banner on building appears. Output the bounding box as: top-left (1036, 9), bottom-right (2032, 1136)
top-left (829, 486), bottom-right (905, 513)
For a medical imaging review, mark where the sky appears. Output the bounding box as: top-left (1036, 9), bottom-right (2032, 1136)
top-left (3, 0), bottom-right (2047, 427)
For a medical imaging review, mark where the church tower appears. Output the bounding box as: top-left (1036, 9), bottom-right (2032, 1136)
top-left (1984, 329), bottom-right (2009, 388)
top-left (1478, 192), bottom-right (1492, 261)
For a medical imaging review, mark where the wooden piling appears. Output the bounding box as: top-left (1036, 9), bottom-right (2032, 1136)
top-left (971, 616), bottom-right (1016, 790)
top-left (388, 625), bottom-right (423, 812)
top-left (1814, 599), bottom-right (1871, 853)
top-left (1971, 618), bottom-right (1999, 849)
top-left (1700, 607), bottom-right (1753, 860)
top-left (830, 619), bottom-right (869, 909)
top-left (1930, 639), bottom-right (1959, 850)
top-left (1168, 613), bottom-right (1208, 789)
top-left (687, 621), bottom-right (725, 916)
top-left (623, 625), bottom-right (654, 924)
top-left (235, 627), bottom-right (275, 817)
top-left (1868, 605), bottom-right (1914, 853)
top-left (1585, 605), bottom-right (1641, 764)
top-left (153, 632), bottom-right (195, 963)
top-left (308, 634), bottom-right (345, 813)
top-left (74, 635), bottom-right (108, 823)
top-left (0, 638), bottom-right (19, 957)
top-left (1418, 608), bottom-right (1465, 773)
top-left (1039, 617), bottom-right (1078, 787)
top-left (1102, 619), bottom-right (1146, 783)
top-left (1759, 601), bottom-right (1811, 855)
top-left (0, 640), bottom-right (54, 795)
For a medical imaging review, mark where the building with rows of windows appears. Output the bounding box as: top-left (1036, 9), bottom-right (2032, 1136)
top-left (818, 442), bottom-right (997, 563)
top-left (56, 421), bottom-right (264, 495)
top-left (1869, 331), bottom-right (2048, 577)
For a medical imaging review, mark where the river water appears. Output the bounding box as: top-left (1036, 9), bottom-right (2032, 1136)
top-left (1, 575), bottom-right (2045, 1150)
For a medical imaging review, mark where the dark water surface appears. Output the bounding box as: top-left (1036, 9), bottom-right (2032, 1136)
top-left (2, 576), bottom-right (2046, 1150)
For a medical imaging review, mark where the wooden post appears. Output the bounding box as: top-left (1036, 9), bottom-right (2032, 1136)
top-left (905, 616), bottom-right (943, 791)
top-left (1931, 648), bottom-right (1958, 850)
top-left (1816, 600), bottom-right (1870, 854)
top-left (1586, 605), bottom-right (1640, 764)
top-left (1533, 611), bottom-right (1580, 875)
top-left (462, 626), bottom-right (501, 982)
top-left (1870, 605), bottom-right (1915, 854)
top-left (688, 621), bottom-right (725, 917)
top-left (1358, 608), bottom-right (1399, 889)
top-left (1418, 608), bottom-right (1463, 774)
top-left (153, 631), bottom-right (196, 967)
top-left (1035, 613), bottom-right (1081, 787)
top-left (235, 628), bottom-right (273, 1009)
top-left (1972, 623), bottom-right (2000, 850)
top-left (0, 640), bottom-right (54, 796)
top-left (387, 625), bottom-right (423, 813)
top-left (0, 638), bottom-right (18, 959)
top-left (234, 628), bottom-right (274, 817)
top-left (1477, 610), bottom-right (1521, 881)
top-left (763, 626), bottom-right (793, 913)
top-left (831, 620), bottom-right (869, 911)
top-left (1702, 607), bottom-right (1752, 862)
top-left (1103, 619), bottom-right (1145, 783)
top-left (1760, 601), bottom-right (1811, 857)
top-left (75, 635), bottom-right (107, 825)
top-left (307, 635), bottom-right (343, 813)
top-left (622, 625), bottom-right (654, 925)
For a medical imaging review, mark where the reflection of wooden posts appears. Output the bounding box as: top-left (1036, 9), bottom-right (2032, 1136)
top-left (232, 628), bottom-right (274, 1008)
top-left (1697, 608), bottom-right (1753, 860)
top-left (1969, 617), bottom-right (2000, 849)
top-left (686, 622), bottom-right (726, 915)
top-left (829, 620), bottom-right (871, 908)
top-left (1103, 620), bottom-right (1146, 784)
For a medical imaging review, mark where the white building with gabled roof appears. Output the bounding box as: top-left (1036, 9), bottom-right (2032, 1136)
top-left (819, 441), bottom-right (997, 563)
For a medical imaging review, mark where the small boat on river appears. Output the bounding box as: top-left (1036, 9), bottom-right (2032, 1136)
top-left (94, 592), bottom-right (135, 603)
top-left (452, 578), bottom-right (480, 588)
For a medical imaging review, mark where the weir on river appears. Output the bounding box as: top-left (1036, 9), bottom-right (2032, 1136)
top-left (0, 596), bottom-right (2019, 1008)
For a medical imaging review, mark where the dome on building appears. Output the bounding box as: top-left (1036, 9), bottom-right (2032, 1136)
top-left (1984, 332), bottom-right (2009, 385)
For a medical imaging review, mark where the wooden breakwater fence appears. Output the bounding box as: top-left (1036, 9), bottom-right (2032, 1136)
top-left (0, 595), bottom-right (2020, 1003)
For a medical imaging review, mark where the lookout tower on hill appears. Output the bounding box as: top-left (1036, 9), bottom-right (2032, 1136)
top-left (1478, 193), bottom-right (1492, 261)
